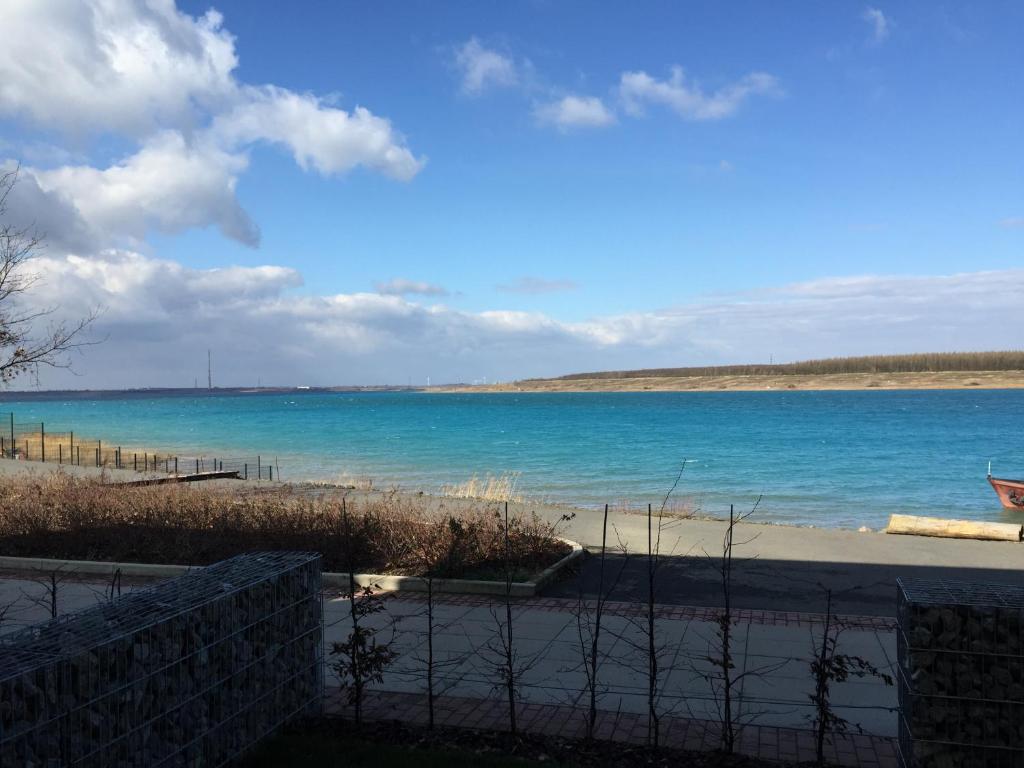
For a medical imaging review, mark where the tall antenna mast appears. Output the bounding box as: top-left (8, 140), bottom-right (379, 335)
top-left (207, 349), bottom-right (212, 390)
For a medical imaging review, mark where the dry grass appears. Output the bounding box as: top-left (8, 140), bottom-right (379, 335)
top-left (441, 472), bottom-right (523, 503)
top-left (0, 474), bottom-right (568, 580)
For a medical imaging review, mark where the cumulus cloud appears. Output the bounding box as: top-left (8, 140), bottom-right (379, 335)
top-left (534, 95), bottom-right (615, 131)
top-left (0, 0), bottom-right (237, 137)
top-left (375, 278), bottom-right (450, 297)
top-left (497, 277), bottom-right (580, 295)
top-left (453, 38), bottom-right (518, 95)
top-left (213, 87), bottom-right (424, 181)
top-left (0, 0), bottom-right (423, 252)
top-left (619, 66), bottom-right (780, 121)
top-left (30, 132), bottom-right (259, 247)
top-left (29, 253), bottom-right (1024, 387)
top-left (862, 7), bottom-right (891, 43)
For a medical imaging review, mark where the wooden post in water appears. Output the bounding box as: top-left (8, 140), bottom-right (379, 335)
top-left (97, 440), bottom-right (102, 467)
top-left (40, 423), bottom-right (45, 463)
top-left (69, 432), bottom-right (74, 464)
top-left (9, 413), bottom-right (14, 459)
top-left (257, 455), bottom-right (261, 481)
top-left (59, 444), bottom-right (62, 465)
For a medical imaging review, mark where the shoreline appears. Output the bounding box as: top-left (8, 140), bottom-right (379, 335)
top-left (433, 370), bottom-right (1024, 393)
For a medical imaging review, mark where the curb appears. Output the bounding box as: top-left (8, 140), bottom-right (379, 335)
top-left (0, 539), bottom-right (584, 598)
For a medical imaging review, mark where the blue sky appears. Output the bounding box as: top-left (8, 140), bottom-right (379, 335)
top-left (0, 1), bottom-right (1021, 387)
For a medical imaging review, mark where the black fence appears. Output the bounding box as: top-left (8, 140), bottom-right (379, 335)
top-left (0, 412), bottom-right (279, 481)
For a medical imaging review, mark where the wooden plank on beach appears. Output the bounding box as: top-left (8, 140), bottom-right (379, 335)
top-left (109, 470), bottom-right (241, 487)
top-left (886, 514), bottom-right (1022, 542)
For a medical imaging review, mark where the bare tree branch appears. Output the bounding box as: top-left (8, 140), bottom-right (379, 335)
top-left (0, 167), bottom-right (101, 384)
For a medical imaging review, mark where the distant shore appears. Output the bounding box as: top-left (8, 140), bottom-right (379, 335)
top-left (434, 369), bottom-right (1024, 393)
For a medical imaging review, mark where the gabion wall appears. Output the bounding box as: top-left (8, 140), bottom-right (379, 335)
top-left (897, 578), bottom-right (1024, 768)
top-left (0, 552), bottom-right (323, 767)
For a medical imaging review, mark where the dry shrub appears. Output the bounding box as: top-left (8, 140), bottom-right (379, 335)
top-left (0, 474), bottom-right (567, 579)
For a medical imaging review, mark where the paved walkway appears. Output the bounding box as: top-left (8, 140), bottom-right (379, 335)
top-left (0, 573), bottom-right (899, 765)
top-left (326, 689), bottom-right (899, 767)
top-left (322, 590), bottom-right (899, 764)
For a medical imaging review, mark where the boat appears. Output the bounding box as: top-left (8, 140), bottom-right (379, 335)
top-left (988, 474), bottom-right (1024, 509)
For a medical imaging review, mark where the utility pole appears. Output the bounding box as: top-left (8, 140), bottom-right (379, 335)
top-left (207, 350), bottom-right (212, 390)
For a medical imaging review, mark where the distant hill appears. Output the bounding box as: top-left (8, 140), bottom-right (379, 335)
top-left (544, 351), bottom-right (1024, 381)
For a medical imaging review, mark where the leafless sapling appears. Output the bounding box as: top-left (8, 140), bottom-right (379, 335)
top-left (330, 498), bottom-right (397, 725)
top-left (808, 587), bottom-right (893, 766)
top-left (573, 503), bottom-right (629, 741)
top-left (696, 498), bottom-right (768, 754)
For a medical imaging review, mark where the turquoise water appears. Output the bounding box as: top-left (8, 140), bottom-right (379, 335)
top-left (0, 389), bottom-right (1021, 529)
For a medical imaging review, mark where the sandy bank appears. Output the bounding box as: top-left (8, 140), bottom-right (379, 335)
top-left (433, 370), bottom-right (1024, 393)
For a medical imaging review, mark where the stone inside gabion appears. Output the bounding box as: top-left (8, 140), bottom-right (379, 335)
top-left (897, 578), bottom-right (1024, 768)
top-left (0, 552), bottom-right (323, 767)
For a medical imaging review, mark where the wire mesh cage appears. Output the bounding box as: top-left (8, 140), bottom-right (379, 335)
top-left (0, 552), bottom-right (323, 767)
top-left (897, 578), bottom-right (1024, 768)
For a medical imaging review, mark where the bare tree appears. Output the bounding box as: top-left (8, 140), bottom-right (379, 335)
top-left (330, 499), bottom-right (397, 726)
top-left (0, 167), bottom-right (97, 384)
top-left (693, 499), bottom-right (778, 754)
top-left (21, 566), bottom-right (75, 619)
top-left (809, 587), bottom-right (893, 766)
top-left (409, 513), bottom-right (477, 729)
top-left (572, 504), bottom-right (628, 741)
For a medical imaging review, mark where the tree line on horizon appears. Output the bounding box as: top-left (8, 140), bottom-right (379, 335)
top-left (547, 351), bottom-right (1024, 381)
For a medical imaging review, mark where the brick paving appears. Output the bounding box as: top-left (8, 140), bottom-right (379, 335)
top-left (325, 688), bottom-right (900, 767)
top-left (333, 590), bottom-right (898, 631)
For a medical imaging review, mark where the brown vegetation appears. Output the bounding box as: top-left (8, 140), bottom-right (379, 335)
top-left (550, 351), bottom-right (1024, 380)
top-left (0, 474), bottom-right (568, 579)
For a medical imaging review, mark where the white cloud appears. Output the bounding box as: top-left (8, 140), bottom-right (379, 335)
top-left (999, 216), bottom-right (1024, 229)
top-left (534, 95), bottom-right (615, 131)
top-left (31, 254), bottom-right (1024, 387)
top-left (497, 277), bottom-right (579, 295)
top-left (619, 66), bottom-right (780, 121)
top-left (862, 7), bottom-right (891, 44)
top-left (453, 38), bottom-right (518, 95)
top-left (0, 0), bottom-right (423, 253)
top-left (30, 132), bottom-right (259, 247)
top-left (26, 253), bottom-right (1024, 387)
top-left (0, 0), bottom-right (237, 137)
top-left (213, 86), bottom-right (424, 181)
top-left (375, 278), bottom-right (449, 297)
